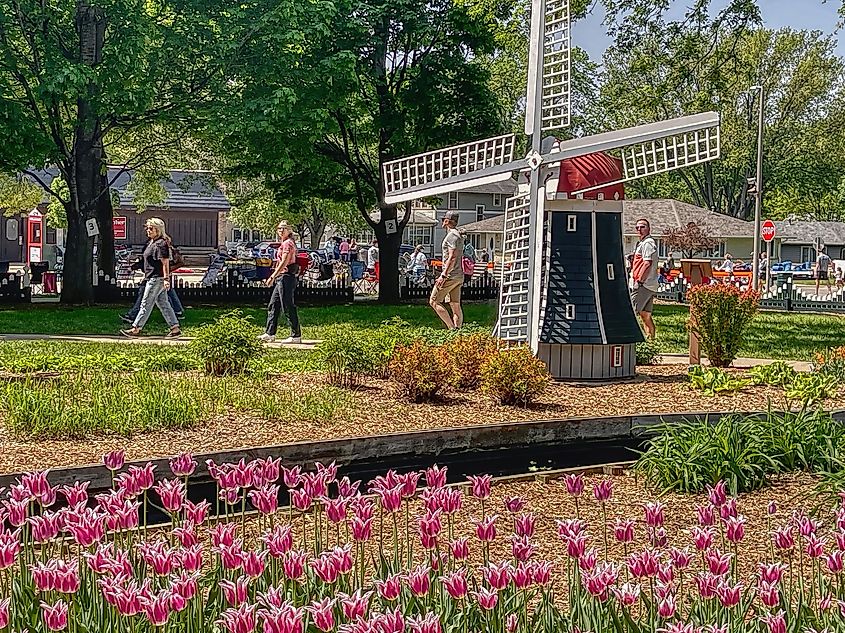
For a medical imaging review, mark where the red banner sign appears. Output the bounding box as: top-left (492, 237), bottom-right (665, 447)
top-left (113, 216), bottom-right (127, 240)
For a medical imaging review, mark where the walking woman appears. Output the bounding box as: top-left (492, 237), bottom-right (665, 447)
top-left (259, 221), bottom-right (302, 344)
top-left (120, 218), bottom-right (181, 338)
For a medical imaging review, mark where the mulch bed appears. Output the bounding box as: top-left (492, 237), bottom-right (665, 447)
top-left (1, 364), bottom-right (842, 474)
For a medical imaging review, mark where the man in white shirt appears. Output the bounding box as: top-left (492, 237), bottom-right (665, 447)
top-left (629, 217), bottom-right (658, 339)
top-left (430, 211), bottom-right (465, 329)
top-left (366, 239), bottom-right (379, 273)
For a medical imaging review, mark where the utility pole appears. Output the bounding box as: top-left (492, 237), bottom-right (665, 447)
top-left (750, 85), bottom-right (764, 290)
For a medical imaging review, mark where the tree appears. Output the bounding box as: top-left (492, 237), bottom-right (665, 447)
top-left (217, 0), bottom-right (512, 303)
top-left (662, 222), bottom-right (718, 258)
top-left (0, 174), bottom-right (41, 215)
top-left (0, 0), bottom-right (320, 302)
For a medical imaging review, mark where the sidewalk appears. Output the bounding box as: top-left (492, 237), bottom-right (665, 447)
top-left (0, 333), bottom-right (319, 351)
top-left (659, 353), bottom-right (811, 372)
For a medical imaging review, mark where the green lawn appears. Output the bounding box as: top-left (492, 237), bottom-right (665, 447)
top-left (0, 302), bottom-right (840, 361)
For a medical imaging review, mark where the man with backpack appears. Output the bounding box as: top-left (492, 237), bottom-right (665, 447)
top-left (259, 221), bottom-right (302, 344)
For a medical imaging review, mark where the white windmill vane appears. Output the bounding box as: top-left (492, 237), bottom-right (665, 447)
top-left (383, 0), bottom-right (721, 380)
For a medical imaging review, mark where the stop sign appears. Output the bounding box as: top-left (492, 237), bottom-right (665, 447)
top-left (761, 219), bottom-right (776, 243)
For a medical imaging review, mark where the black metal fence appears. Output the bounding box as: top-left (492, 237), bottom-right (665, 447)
top-left (657, 274), bottom-right (845, 313)
top-left (94, 269), bottom-right (354, 305)
top-left (400, 272), bottom-right (499, 302)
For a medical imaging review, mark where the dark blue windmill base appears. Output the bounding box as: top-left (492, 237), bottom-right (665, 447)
top-left (538, 209), bottom-right (643, 380)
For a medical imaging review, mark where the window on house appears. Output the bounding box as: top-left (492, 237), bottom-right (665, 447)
top-left (801, 246), bottom-right (815, 264)
top-left (567, 216), bottom-right (577, 232)
top-left (5, 219), bottom-right (17, 242)
top-left (447, 192), bottom-right (458, 209)
top-left (403, 225), bottom-right (434, 247)
top-left (565, 304), bottom-right (576, 320)
top-left (607, 263), bottom-right (615, 280)
top-left (611, 346), bottom-right (623, 368)
top-left (45, 225), bottom-right (57, 245)
top-left (492, 193), bottom-right (502, 207)
top-left (475, 205), bottom-right (485, 221)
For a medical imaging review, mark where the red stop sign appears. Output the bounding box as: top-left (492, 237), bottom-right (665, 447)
top-left (761, 219), bottom-right (776, 243)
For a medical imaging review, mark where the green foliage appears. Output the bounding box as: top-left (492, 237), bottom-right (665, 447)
top-left (315, 324), bottom-right (374, 387)
top-left (688, 284), bottom-right (759, 368)
top-left (749, 361), bottom-right (797, 387)
top-left (388, 340), bottom-right (448, 403)
top-left (212, 378), bottom-right (354, 423)
top-left (481, 346), bottom-right (549, 407)
top-left (635, 339), bottom-right (662, 366)
top-left (687, 366), bottom-right (751, 396)
top-left (812, 347), bottom-right (845, 382)
top-left (441, 332), bottom-right (499, 390)
top-left (635, 409), bottom-right (845, 495)
top-left (1, 372), bottom-right (203, 440)
top-left (188, 311), bottom-right (264, 376)
top-left (0, 173), bottom-right (42, 216)
top-left (785, 373), bottom-right (839, 406)
top-left (0, 341), bottom-right (197, 373)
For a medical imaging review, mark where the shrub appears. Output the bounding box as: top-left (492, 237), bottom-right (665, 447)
top-left (635, 339), bottom-right (662, 365)
top-left (784, 372), bottom-right (839, 406)
top-left (480, 346), bottom-right (549, 407)
top-left (189, 310), bottom-right (263, 376)
top-left (441, 332), bottom-right (499, 390)
top-left (388, 340), bottom-right (448, 402)
top-left (359, 318), bottom-right (416, 379)
top-left (813, 346), bottom-right (845, 383)
top-left (687, 284), bottom-right (759, 367)
top-left (749, 361), bottom-right (797, 387)
top-left (687, 366), bottom-right (750, 395)
top-left (315, 324), bottom-right (373, 387)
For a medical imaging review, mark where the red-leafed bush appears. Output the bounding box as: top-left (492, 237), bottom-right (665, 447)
top-left (688, 283), bottom-right (759, 368)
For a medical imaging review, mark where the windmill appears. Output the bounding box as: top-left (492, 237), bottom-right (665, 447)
top-left (382, 0), bottom-right (721, 380)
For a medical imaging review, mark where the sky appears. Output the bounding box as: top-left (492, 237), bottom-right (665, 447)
top-left (571, 0), bottom-right (844, 61)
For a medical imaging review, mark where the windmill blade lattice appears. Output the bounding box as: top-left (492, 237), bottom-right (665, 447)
top-left (541, 0), bottom-right (571, 133)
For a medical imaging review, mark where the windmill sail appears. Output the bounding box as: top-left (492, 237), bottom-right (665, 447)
top-left (525, 0), bottom-right (571, 136)
top-left (382, 134), bottom-right (517, 204)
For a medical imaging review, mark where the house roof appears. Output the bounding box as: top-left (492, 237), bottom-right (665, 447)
top-left (457, 178), bottom-right (518, 195)
top-left (29, 168), bottom-right (229, 211)
top-left (459, 199), bottom-right (755, 238)
top-left (774, 220), bottom-right (845, 245)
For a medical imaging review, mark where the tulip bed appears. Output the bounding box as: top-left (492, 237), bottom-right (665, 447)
top-left (1, 452), bottom-right (844, 633)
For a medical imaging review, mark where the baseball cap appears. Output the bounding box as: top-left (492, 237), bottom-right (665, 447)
top-left (443, 211), bottom-right (459, 223)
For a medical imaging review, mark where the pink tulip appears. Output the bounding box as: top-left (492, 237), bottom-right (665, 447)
top-left (649, 526), bottom-right (668, 548)
top-left (820, 593), bottom-right (834, 611)
top-left (154, 478), bottom-right (186, 514)
top-left (643, 501), bottom-right (665, 527)
top-left (613, 518), bottom-right (635, 543)
top-left (759, 562), bottom-right (786, 584)
top-left (504, 496), bottom-right (525, 513)
top-left (626, 550), bottom-right (659, 579)
top-left (467, 474), bottom-right (492, 500)
top-left (263, 525), bottom-right (294, 557)
top-left (338, 589), bottom-right (371, 621)
top-left (323, 496), bottom-right (348, 524)
top-left (827, 550), bottom-right (845, 573)
top-left (440, 488), bottom-right (463, 514)
top-left (716, 581), bottom-right (742, 608)
top-left (179, 545), bottom-right (204, 572)
top-left (424, 465), bottom-right (448, 489)
top-left (375, 573), bottom-right (403, 601)
top-left (217, 542), bottom-right (245, 571)
top-left (0, 598), bottom-right (8, 629)
top-left (406, 564), bottom-right (431, 597)
top-left (379, 485), bottom-right (403, 513)
top-left (350, 516), bottom-right (374, 542)
top-left (512, 561), bottom-right (533, 589)
top-left (282, 549), bottom-right (307, 581)
top-left (243, 550), bottom-right (267, 578)
top-left (138, 541), bottom-right (179, 576)
top-left (306, 598), bottom-right (335, 632)
top-left (511, 534), bottom-right (535, 562)
top-left (65, 509), bottom-right (105, 547)
top-left (220, 576), bottom-right (250, 606)
top-left (375, 609), bottom-right (405, 633)
top-left (169, 592), bottom-right (188, 613)
top-left (28, 513), bottom-right (61, 543)
top-left (695, 572), bottom-right (719, 600)
top-left (0, 530), bottom-right (20, 570)
top-left (530, 560), bottom-right (553, 586)
top-left (301, 471), bottom-right (328, 499)
top-left (130, 463), bottom-right (156, 490)
top-left (41, 600), bottom-right (69, 631)
top-left (657, 562), bottom-right (674, 584)
top-left (759, 581), bottom-right (780, 607)
top-left (692, 526), bottom-right (715, 551)
top-left (172, 524), bottom-right (198, 547)
top-left (418, 509), bottom-right (443, 542)
top-left (315, 460), bottom-right (338, 483)
top-left (563, 473), bottom-right (584, 497)
top-left (798, 515), bottom-right (822, 538)
top-left (806, 534), bottom-right (827, 558)
top-left (311, 552), bottom-right (341, 584)
top-left (473, 515), bottom-right (498, 542)
top-left (282, 465), bottom-right (302, 489)
top-left (696, 504), bottom-right (715, 526)
top-left (471, 587), bottom-right (499, 610)
top-left (4, 499), bottom-right (27, 526)
top-left (440, 568), bottom-right (468, 599)
top-left (233, 459), bottom-right (255, 490)
top-left (612, 582), bottom-right (641, 607)
top-left (103, 450), bottom-right (126, 471)
top-left (706, 481), bottom-right (727, 507)
top-left (260, 604), bottom-right (304, 633)
top-left (725, 515), bottom-right (746, 543)
top-left (514, 512), bottom-right (536, 538)
top-left (592, 480), bottom-right (613, 502)
top-left (836, 531), bottom-right (845, 551)
top-left (773, 526), bottom-right (794, 550)
top-left (408, 612), bottom-right (442, 633)
top-left (169, 452), bottom-right (197, 477)
top-left (249, 485), bottom-right (280, 515)
top-left (337, 476), bottom-right (361, 498)
top-left (255, 457), bottom-right (281, 485)
top-left (669, 548), bottom-right (693, 569)
top-left (705, 549), bottom-right (732, 576)
top-left (218, 603), bottom-right (257, 633)
top-left (767, 501), bottom-right (777, 515)
top-left (506, 614), bottom-right (519, 633)
top-left (256, 586), bottom-right (285, 609)
top-left (556, 518), bottom-right (587, 538)
top-left (449, 537), bottom-right (470, 561)
top-left (330, 544), bottom-right (353, 574)
top-left (763, 610), bottom-right (786, 633)
top-left (719, 498), bottom-right (738, 520)
top-left (582, 564), bottom-right (617, 601)
top-left (657, 593), bottom-right (676, 618)
top-left (483, 561), bottom-right (513, 590)
top-left (59, 481), bottom-right (89, 506)
top-left (289, 488), bottom-right (312, 512)
top-left (211, 523), bottom-right (238, 548)
top-left (172, 571), bottom-right (199, 601)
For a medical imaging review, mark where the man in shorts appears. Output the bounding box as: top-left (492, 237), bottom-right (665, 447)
top-left (815, 245), bottom-right (834, 297)
top-left (629, 217), bottom-right (658, 339)
top-left (430, 211), bottom-right (464, 329)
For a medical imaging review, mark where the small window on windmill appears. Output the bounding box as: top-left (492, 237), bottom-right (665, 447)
top-left (597, 193), bottom-right (605, 201)
top-left (607, 264), bottom-right (615, 280)
top-left (567, 216), bottom-right (577, 232)
top-left (565, 304), bottom-right (576, 320)
top-left (611, 345), bottom-right (623, 368)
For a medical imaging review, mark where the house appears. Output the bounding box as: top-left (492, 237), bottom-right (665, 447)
top-left (459, 199), bottom-right (757, 263)
top-left (774, 220), bottom-right (845, 264)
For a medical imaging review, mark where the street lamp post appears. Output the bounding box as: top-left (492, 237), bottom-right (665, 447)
top-left (750, 85), bottom-right (764, 290)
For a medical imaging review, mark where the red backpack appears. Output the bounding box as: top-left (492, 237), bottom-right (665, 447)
top-left (295, 252), bottom-right (310, 276)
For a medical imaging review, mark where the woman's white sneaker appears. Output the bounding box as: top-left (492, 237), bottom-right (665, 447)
top-left (258, 333), bottom-right (275, 342)
top-left (280, 336), bottom-right (302, 344)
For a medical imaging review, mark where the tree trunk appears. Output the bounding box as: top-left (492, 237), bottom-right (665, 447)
top-left (61, 0), bottom-right (107, 304)
top-left (96, 170), bottom-right (115, 279)
top-left (374, 222), bottom-right (402, 304)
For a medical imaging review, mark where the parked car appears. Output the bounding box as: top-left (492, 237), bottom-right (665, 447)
top-left (770, 261), bottom-right (815, 279)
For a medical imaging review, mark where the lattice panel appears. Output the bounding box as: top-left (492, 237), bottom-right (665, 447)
top-left (622, 125), bottom-right (720, 180)
top-left (382, 134), bottom-right (515, 198)
top-left (497, 193), bottom-right (533, 343)
top-left (541, 0), bottom-right (570, 132)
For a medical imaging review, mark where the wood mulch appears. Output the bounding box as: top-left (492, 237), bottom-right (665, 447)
top-left (2, 365), bottom-right (843, 475)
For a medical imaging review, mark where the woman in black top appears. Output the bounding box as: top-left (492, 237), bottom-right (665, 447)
top-left (120, 218), bottom-right (181, 338)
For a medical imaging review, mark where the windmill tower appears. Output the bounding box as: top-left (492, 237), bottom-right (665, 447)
top-left (382, 0), bottom-right (721, 380)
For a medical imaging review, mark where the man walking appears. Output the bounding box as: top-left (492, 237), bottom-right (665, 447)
top-left (629, 217), bottom-right (658, 339)
top-left (430, 211), bottom-right (464, 329)
top-left (815, 245), bottom-right (834, 297)
top-left (259, 221), bottom-right (302, 344)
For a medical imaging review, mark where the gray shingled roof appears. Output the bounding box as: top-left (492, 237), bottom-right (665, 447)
top-left (774, 220), bottom-right (845, 245)
top-left (459, 199), bottom-right (755, 238)
top-left (457, 178), bottom-right (518, 195)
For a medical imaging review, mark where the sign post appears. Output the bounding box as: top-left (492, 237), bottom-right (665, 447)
top-left (113, 216), bottom-right (127, 240)
top-left (761, 219), bottom-right (776, 293)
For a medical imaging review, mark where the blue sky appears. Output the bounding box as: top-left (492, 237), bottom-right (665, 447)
top-left (572, 0), bottom-right (844, 61)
